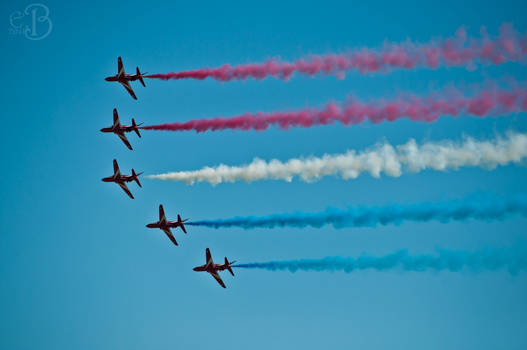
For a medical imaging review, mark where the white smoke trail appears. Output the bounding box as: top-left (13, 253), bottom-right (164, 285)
top-left (148, 132), bottom-right (527, 185)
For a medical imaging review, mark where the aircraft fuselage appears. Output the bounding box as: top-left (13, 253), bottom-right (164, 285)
top-left (105, 74), bottom-right (140, 83)
top-left (100, 126), bottom-right (115, 133)
top-left (146, 220), bottom-right (180, 229)
top-left (193, 264), bottom-right (228, 273)
top-left (101, 175), bottom-right (133, 183)
top-left (100, 125), bottom-right (135, 133)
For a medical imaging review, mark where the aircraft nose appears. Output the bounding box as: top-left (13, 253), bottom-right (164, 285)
top-left (192, 267), bottom-right (199, 271)
top-left (104, 77), bottom-right (110, 81)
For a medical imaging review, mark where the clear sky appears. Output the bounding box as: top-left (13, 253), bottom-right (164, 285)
top-left (1, 0), bottom-right (527, 349)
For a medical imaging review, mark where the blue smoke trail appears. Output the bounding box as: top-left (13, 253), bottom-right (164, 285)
top-left (187, 195), bottom-right (527, 229)
top-left (233, 245), bottom-right (527, 275)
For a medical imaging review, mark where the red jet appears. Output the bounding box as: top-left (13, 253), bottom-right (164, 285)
top-left (100, 108), bottom-right (142, 150)
top-left (193, 248), bottom-right (236, 288)
top-left (105, 57), bottom-right (147, 100)
top-left (146, 205), bottom-right (188, 246)
top-left (102, 159), bottom-right (143, 199)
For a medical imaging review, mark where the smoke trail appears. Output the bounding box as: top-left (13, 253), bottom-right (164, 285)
top-left (146, 24), bottom-right (527, 82)
top-left (140, 85), bottom-right (527, 133)
top-left (147, 132), bottom-right (527, 185)
top-left (187, 195), bottom-right (527, 229)
top-left (233, 245), bottom-right (527, 275)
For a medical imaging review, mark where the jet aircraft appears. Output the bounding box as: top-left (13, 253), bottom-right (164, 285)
top-left (105, 57), bottom-right (147, 100)
top-left (193, 248), bottom-right (236, 288)
top-left (100, 108), bottom-right (142, 150)
top-left (101, 159), bottom-right (143, 199)
top-left (146, 205), bottom-right (188, 246)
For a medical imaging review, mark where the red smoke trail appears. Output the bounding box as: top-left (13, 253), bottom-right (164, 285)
top-left (141, 86), bottom-right (527, 133)
top-left (146, 24), bottom-right (527, 82)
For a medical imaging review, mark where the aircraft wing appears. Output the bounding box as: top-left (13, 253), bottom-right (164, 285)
top-left (113, 108), bottom-right (120, 127)
top-left (118, 182), bottom-right (134, 199)
top-left (117, 57), bottom-right (125, 77)
top-left (205, 248), bottom-right (213, 268)
top-left (159, 205), bottom-right (167, 221)
top-left (209, 271), bottom-right (226, 288)
top-left (120, 81), bottom-right (137, 100)
top-left (113, 159), bottom-right (120, 176)
top-left (162, 227), bottom-right (178, 246)
top-left (117, 132), bottom-right (133, 150)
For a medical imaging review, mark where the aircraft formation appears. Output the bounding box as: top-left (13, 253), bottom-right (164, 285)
top-left (102, 33), bottom-right (526, 286)
top-left (102, 57), bottom-right (235, 288)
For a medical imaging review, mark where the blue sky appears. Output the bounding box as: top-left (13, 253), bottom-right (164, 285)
top-left (1, 0), bottom-right (527, 349)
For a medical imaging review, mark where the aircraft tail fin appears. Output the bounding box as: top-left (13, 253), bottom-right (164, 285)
top-left (132, 169), bottom-right (143, 187)
top-left (225, 257), bottom-right (235, 276)
top-left (132, 118), bottom-right (142, 138)
top-left (136, 67), bottom-right (146, 87)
